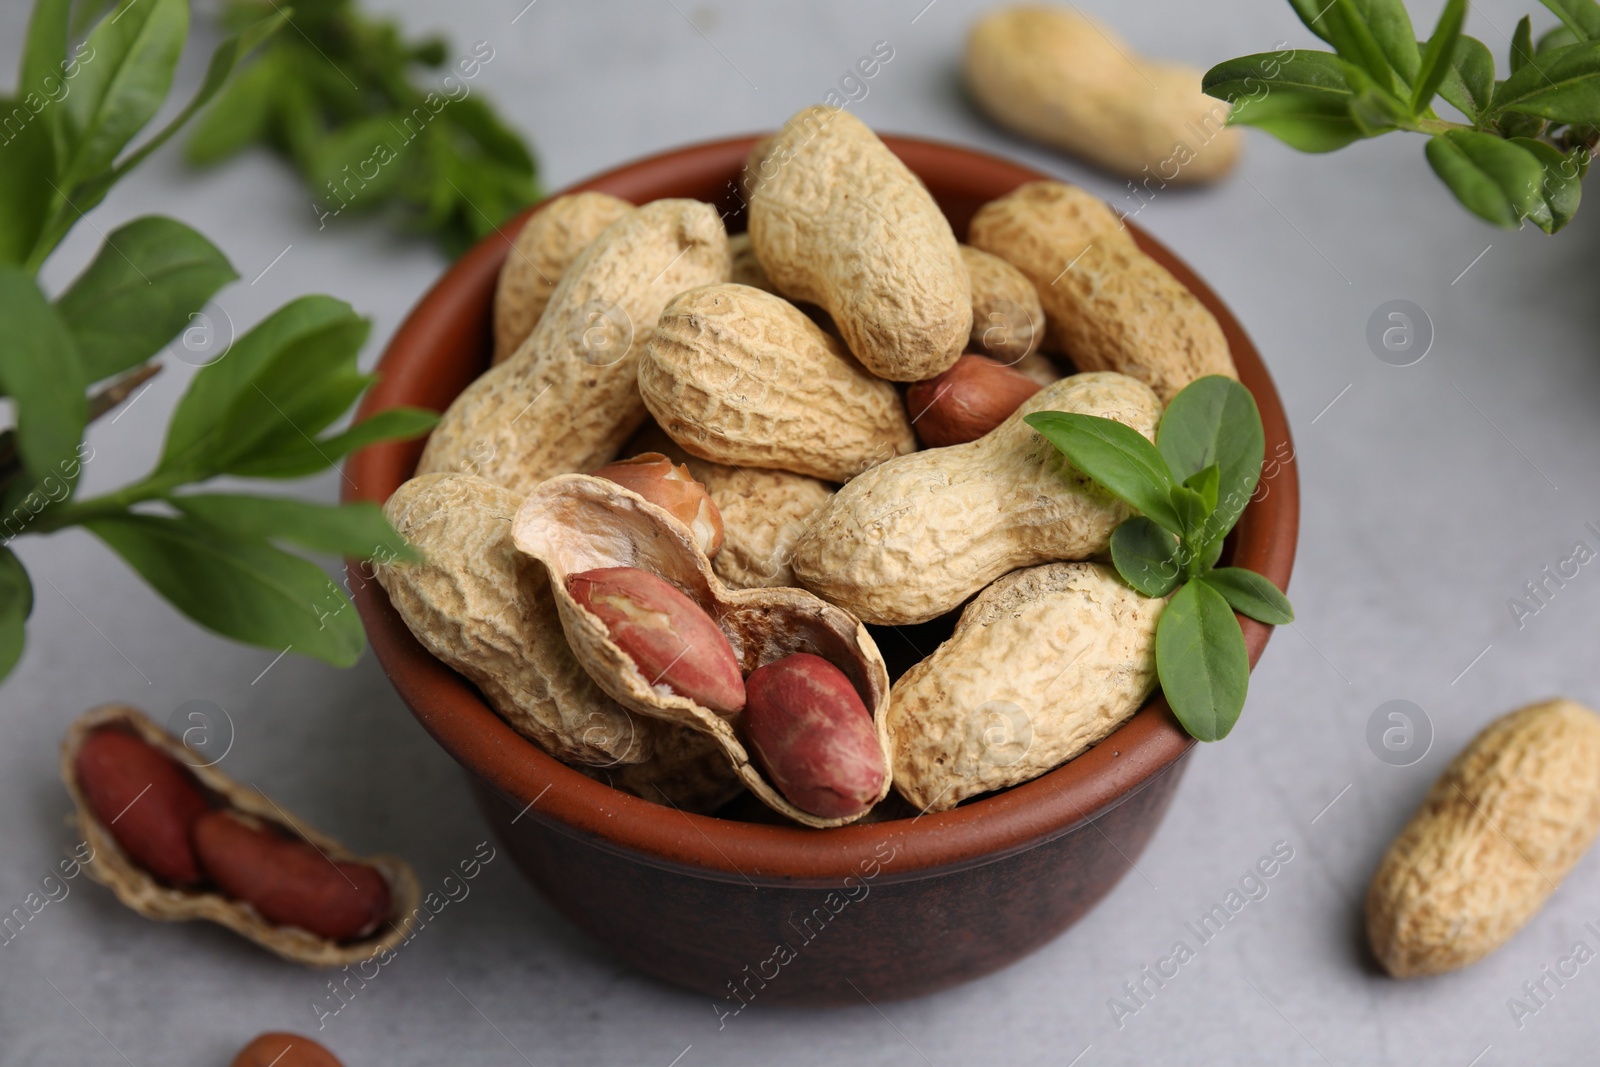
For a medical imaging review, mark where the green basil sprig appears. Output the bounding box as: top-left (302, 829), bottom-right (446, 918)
top-left (0, 0), bottom-right (437, 684)
top-left (185, 0), bottom-right (540, 256)
top-left (1026, 377), bottom-right (1293, 742)
top-left (1203, 0), bottom-right (1600, 232)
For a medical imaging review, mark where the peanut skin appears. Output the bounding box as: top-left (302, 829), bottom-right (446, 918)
top-left (594, 452), bottom-right (725, 556)
top-left (744, 653), bottom-right (885, 819)
top-left (1366, 698), bottom-right (1600, 978)
top-left (194, 811), bottom-right (392, 942)
top-left (75, 727), bottom-right (210, 886)
top-left (749, 106), bottom-right (970, 381)
top-left (231, 1033), bottom-right (343, 1067)
top-left (568, 567), bottom-right (746, 716)
top-left (906, 354), bottom-right (1043, 448)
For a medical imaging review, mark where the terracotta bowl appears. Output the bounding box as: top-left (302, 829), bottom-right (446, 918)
top-left (344, 134), bottom-right (1299, 1006)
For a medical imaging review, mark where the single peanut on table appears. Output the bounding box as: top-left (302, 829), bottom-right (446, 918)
top-left (1366, 698), bottom-right (1600, 978)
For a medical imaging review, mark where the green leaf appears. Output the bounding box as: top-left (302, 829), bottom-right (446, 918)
top-left (1540, 25), bottom-right (1583, 54)
top-left (1288, 0), bottom-right (1338, 43)
top-left (55, 216), bottom-right (236, 381)
top-left (1320, 0), bottom-right (1404, 91)
top-left (85, 513), bottom-right (366, 667)
top-left (1438, 36), bottom-right (1496, 121)
top-left (1512, 16), bottom-right (1536, 75)
top-left (56, 0), bottom-right (188, 189)
top-left (1344, 63), bottom-right (1412, 134)
top-left (158, 296), bottom-right (362, 477)
top-left (1156, 580), bottom-right (1250, 743)
top-left (1413, 0), bottom-right (1468, 113)
top-left (1023, 411), bottom-right (1180, 532)
top-left (183, 49), bottom-right (285, 166)
top-left (1509, 137), bottom-right (1587, 231)
top-left (1226, 89), bottom-right (1366, 152)
top-left (1110, 518), bottom-right (1181, 598)
top-left (0, 95), bottom-right (58, 266)
top-left (1540, 0), bottom-right (1600, 41)
top-left (1156, 376), bottom-right (1265, 532)
top-left (307, 116), bottom-right (411, 211)
top-left (19, 0), bottom-right (70, 106)
top-left (1184, 463), bottom-right (1221, 516)
top-left (1201, 568), bottom-right (1295, 625)
top-left (0, 267), bottom-right (87, 486)
top-left (447, 96), bottom-right (537, 175)
top-left (1350, 0), bottom-right (1420, 84)
top-left (1204, 49), bottom-right (1352, 104)
top-left (170, 495), bottom-right (417, 561)
top-left (1493, 40), bottom-right (1600, 124)
top-left (1169, 485), bottom-right (1211, 542)
top-left (1425, 129), bottom-right (1550, 227)
top-left (225, 406), bottom-right (439, 479)
top-left (0, 547), bottom-right (33, 681)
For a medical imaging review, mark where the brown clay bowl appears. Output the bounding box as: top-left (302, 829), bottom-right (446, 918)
top-left (343, 134), bottom-right (1299, 1006)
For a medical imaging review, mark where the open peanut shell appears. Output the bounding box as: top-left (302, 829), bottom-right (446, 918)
top-left (60, 705), bottom-right (420, 967)
top-left (511, 474), bottom-right (892, 828)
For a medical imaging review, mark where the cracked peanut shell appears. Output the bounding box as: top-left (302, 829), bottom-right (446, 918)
top-left (511, 474), bottom-right (892, 828)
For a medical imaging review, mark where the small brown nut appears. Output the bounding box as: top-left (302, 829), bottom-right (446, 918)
top-left (745, 653), bottom-right (886, 819)
top-left (792, 372), bottom-right (1161, 626)
top-left (195, 810), bottom-right (392, 942)
top-left (969, 181), bottom-right (1235, 403)
top-left (1366, 698), bottom-right (1600, 978)
top-left (231, 1033), bottom-right (343, 1067)
top-left (640, 284), bottom-right (916, 481)
top-left (889, 563), bottom-right (1162, 812)
top-left (419, 199), bottom-right (731, 491)
top-left (493, 191), bottom-right (633, 364)
top-left (906, 353), bottom-right (1043, 448)
top-left (567, 566), bottom-right (746, 716)
top-left (594, 452), bottom-right (725, 556)
top-left (964, 6), bottom-right (1239, 184)
top-left (749, 106), bottom-right (971, 381)
top-left (962, 245), bottom-right (1044, 363)
top-left (74, 727), bottom-right (210, 886)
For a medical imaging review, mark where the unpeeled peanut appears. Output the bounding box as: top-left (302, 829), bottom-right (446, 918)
top-left (419, 199), bottom-right (730, 490)
top-left (74, 727), bottom-right (210, 886)
top-left (791, 372), bottom-right (1161, 626)
top-left (567, 566), bottom-right (746, 716)
top-left (195, 811), bottom-right (392, 942)
top-left (231, 1033), bottom-right (343, 1067)
top-left (968, 181), bottom-right (1234, 403)
top-left (594, 452), bottom-right (724, 556)
top-left (640, 283), bottom-right (916, 481)
top-left (494, 191), bottom-right (633, 364)
top-left (745, 653), bottom-right (886, 819)
top-left (906, 354), bottom-right (1042, 448)
top-left (962, 245), bottom-right (1044, 364)
top-left (749, 106), bottom-right (970, 381)
top-left (1366, 698), bottom-right (1600, 978)
top-left (728, 232), bottom-right (774, 293)
top-left (964, 6), bottom-right (1240, 184)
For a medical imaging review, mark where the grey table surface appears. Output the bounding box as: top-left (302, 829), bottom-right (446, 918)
top-left (4, 0), bottom-right (1600, 1063)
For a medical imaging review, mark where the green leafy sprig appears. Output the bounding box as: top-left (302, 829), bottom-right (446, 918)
top-left (1203, 0), bottom-right (1600, 232)
top-left (186, 0), bottom-right (540, 256)
top-left (0, 0), bottom-right (438, 683)
top-left (1027, 377), bottom-right (1294, 742)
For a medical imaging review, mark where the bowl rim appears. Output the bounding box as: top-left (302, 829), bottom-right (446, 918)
top-left (344, 132), bottom-right (1299, 889)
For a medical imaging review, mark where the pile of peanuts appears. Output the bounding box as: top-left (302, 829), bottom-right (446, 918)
top-left (378, 104), bottom-right (1238, 827)
top-left (61, 706), bottom-right (415, 964)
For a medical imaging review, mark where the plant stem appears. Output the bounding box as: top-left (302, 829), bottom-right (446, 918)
top-left (0, 362), bottom-right (164, 493)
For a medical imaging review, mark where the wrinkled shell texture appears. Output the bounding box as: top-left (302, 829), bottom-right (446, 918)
top-left (961, 244), bottom-right (1044, 363)
top-left (378, 473), bottom-right (654, 767)
top-left (641, 284), bottom-right (916, 482)
top-left (418, 199), bottom-right (731, 490)
top-left (791, 372), bottom-right (1161, 626)
top-left (969, 181), bottom-right (1234, 403)
top-left (493, 191), bottom-right (633, 364)
top-left (1366, 698), bottom-right (1600, 978)
top-left (891, 563), bottom-right (1162, 812)
top-left (749, 106), bottom-right (971, 381)
top-left (60, 706), bottom-right (420, 968)
top-left (511, 474), bottom-right (892, 828)
top-left (964, 6), bottom-right (1239, 183)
